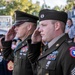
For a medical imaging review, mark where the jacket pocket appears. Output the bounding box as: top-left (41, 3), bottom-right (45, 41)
top-left (42, 60), bottom-right (56, 75)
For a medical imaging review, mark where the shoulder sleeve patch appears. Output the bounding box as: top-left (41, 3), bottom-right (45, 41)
top-left (7, 61), bottom-right (14, 71)
top-left (69, 46), bottom-right (75, 58)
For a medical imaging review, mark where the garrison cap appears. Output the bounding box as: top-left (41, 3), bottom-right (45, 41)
top-left (39, 9), bottom-right (68, 24)
top-left (13, 10), bottom-right (39, 26)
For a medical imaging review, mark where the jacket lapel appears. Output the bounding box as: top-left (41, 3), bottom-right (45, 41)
top-left (38, 34), bottom-right (69, 60)
top-left (14, 35), bottom-right (31, 52)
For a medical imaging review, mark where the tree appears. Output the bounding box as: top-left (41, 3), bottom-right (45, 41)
top-left (63, 1), bottom-right (74, 12)
top-left (20, 0), bottom-right (40, 16)
top-left (67, 0), bottom-right (74, 3)
top-left (0, 0), bottom-right (6, 15)
top-left (0, 0), bottom-right (41, 23)
top-left (53, 6), bottom-right (61, 11)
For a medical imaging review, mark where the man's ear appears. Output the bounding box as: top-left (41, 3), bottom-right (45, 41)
top-left (27, 24), bottom-right (32, 30)
top-left (55, 22), bottom-right (60, 31)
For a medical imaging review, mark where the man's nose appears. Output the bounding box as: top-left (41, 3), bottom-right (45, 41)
top-left (39, 26), bottom-right (43, 32)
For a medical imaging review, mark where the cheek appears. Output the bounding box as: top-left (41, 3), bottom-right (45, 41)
top-left (18, 30), bottom-right (23, 34)
top-left (46, 27), bottom-right (54, 36)
top-left (19, 30), bottom-right (26, 36)
top-left (44, 27), bottom-right (51, 33)
top-left (19, 27), bottom-right (26, 33)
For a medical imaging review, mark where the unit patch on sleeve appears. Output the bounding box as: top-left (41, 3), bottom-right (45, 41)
top-left (69, 46), bottom-right (75, 58)
top-left (7, 61), bottom-right (14, 71)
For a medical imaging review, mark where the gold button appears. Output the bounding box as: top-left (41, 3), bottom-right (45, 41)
top-left (56, 44), bottom-right (59, 47)
top-left (45, 73), bottom-right (49, 75)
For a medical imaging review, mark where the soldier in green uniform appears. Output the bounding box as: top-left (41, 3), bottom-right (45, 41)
top-left (1, 10), bottom-right (38, 75)
top-left (27, 9), bottom-right (75, 75)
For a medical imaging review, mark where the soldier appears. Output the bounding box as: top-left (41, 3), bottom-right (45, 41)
top-left (1, 10), bottom-right (38, 75)
top-left (27, 9), bottom-right (75, 75)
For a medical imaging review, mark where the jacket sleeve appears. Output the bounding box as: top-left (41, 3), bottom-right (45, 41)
top-left (27, 39), bottom-right (41, 63)
top-left (27, 39), bottom-right (41, 75)
top-left (1, 38), bottom-right (14, 61)
top-left (61, 45), bottom-right (75, 75)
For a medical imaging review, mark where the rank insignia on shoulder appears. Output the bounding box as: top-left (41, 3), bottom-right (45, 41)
top-left (69, 46), bottom-right (75, 58)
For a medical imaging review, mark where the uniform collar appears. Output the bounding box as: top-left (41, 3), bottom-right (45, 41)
top-left (14, 35), bottom-right (31, 52)
top-left (48, 33), bottom-right (65, 48)
top-left (38, 33), bottom-right (69, 60)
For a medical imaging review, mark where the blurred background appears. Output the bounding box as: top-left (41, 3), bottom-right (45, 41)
top-left (0, 0), bottom-right (75, 35)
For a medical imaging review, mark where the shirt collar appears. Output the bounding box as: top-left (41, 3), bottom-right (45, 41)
top-left (48, 33), bottom-right (65, 48)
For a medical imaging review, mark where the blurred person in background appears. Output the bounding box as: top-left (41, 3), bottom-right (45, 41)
top-left (65, 18), bottom-right (75, 42)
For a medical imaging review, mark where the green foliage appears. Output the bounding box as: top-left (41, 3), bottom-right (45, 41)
top-left (41, 4), bottom-right (48, 9)
top-left (67, 0), bottom-right (74, 3)
top-left (0, 0), bottom-right (40, 18)
top-left (63, 1), bottom-right (74, 12)
top-left (21, 1), bottom-right (40, 16)
top-left (52, 0), bottom-right (75, 12)
top-left (52, 0), bottom-right (75, 11)
top-left (53, 6), bottom-right (61, 11)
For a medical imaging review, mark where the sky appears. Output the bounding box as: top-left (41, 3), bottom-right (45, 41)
top-left (32, 0), bottom-right (67, 8)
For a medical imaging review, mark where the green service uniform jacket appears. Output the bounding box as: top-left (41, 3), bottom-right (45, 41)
top-left (28, 34), bottom-right (75, 75)
top-left (1, 35), bottom-right (33, 75)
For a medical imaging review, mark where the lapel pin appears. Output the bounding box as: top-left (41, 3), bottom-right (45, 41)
top-left (56, 44), bottom-right (59, 47)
